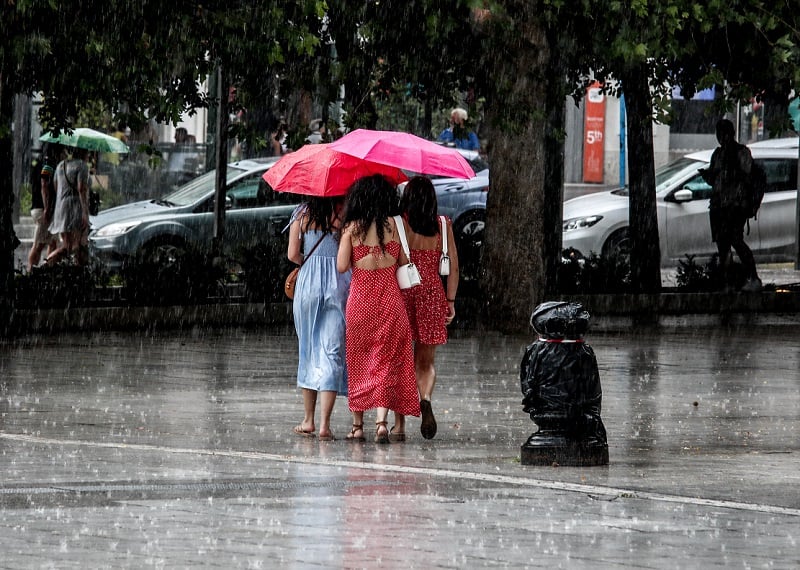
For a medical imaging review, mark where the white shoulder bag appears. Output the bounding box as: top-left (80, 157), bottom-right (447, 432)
top-left (439, 216), bottom-right (450, 276)
top-left (393, 216), bottom-right (422, 289)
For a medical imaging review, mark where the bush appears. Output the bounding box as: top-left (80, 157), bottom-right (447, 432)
top-left (121, 244), bottom-right (225, 305)
top-left (558, 249), bottom-right (631, 294)
top-left (238, 242), bottom-right (293, 303)
top-left (675, 254), bottom-right (747, 292)
top-left (14, 263), bottom-right (107, 309)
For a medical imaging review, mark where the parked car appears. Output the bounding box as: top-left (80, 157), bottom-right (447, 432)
top-left (89, 157), bottom-right (292, 271)
top-left (562, 139), bottom-right (799, 266)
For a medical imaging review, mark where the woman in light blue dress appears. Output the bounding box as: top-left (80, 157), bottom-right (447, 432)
top-left (287, 197), bottom-right (351, 440)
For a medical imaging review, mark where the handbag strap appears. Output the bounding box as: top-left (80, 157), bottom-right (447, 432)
top-left (300, 233), bottom-right (326, 267)
top-left (392, 216), bottom-right (412, 260)
top-left (440, 216), bottom-right (448, 256)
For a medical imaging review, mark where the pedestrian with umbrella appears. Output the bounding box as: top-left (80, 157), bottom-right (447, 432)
top-left (39, 127), bottom-right (129, 266)
top-left (263, 145), bottom-right (407, 441)
top-left (336, 175), bottom-right (420, 444)
top-left (46, 146), bottom-right (91, 266)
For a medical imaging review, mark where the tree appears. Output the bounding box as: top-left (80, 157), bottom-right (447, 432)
top-left (0, 1), bottom-right (324, 332)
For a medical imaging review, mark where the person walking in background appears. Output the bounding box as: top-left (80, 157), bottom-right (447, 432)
top-left (47, 147), bottom-right (90, 266)
top-left (438, 108), bottom-right (480, 151)
top-left (699, 118), bottom-right (761, 292)
top-left (27, 144), bottom-right (61, 271)
top-left (391, 177), bottom-right (459, 441)
top-left (337, 175), bottom-right (420, 444)
top-left (288, 196), bottom-right (351, 441)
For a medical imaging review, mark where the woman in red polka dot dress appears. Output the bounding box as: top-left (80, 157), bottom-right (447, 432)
top-left (337, 175), bottom-right (420, 443)
top-left (392, 177), bottom-right (459, 441)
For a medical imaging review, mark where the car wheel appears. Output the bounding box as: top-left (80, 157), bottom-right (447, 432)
top-left (602, 228), bottom-right (631, 260)
top-left (123, 238), bottom-right (191, 304)
top-left (453, 210), bottom-right (485, 281)
top-left (140, 239), bottom-right (187, 267)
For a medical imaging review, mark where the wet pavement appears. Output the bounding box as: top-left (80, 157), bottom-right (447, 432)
top-left (1, 325), bottom-right (798, 568)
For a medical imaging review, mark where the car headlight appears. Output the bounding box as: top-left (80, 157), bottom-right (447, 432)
top-left (92, 220), bottom-right (143, 237)
top-left (562, 215), bottom-right (603, 232)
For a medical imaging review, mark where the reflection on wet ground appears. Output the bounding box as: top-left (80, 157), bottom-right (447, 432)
top-left (1, 326), bottom-right (798, 568)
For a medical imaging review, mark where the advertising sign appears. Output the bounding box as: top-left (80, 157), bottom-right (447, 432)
top-left (583, 82), bottom-right (606, 183)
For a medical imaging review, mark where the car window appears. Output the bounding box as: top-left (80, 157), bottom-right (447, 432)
top-left (681, 173), bottom-right (712, 200)
top-left (760, 159), bottom-right (798, 193)
top-left (468, 156), bottom-right (489, 173)
top-left (164, 166), bottom-right (249, 206)
top-left (656, 157), bottom-right (707, 193)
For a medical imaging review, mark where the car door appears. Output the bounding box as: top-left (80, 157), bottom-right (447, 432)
top-left (662, 171), bottom-right (721, 262)
top-left (753, 158), bottom-right (798, 260)
top-left (225, 173), bottom-right (298, 254)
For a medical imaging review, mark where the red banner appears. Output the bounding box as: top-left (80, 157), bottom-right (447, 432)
top-left (583, 82), bottom-right (605, 183)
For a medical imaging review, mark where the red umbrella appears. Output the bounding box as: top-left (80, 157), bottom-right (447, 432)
top-left (262, 143), bottom-right (408, 196)
top-left (329, 129), bottom-right (475, 179)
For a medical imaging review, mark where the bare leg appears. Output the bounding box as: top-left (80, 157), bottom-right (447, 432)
top-left (415, 343), bottom-right (439, 439)
top-left (415, 343), bottom-right (437, 401)
top-left (27, 243), bottom-right (46, 272)
top-left (347, 410), bottom-right (365, 441)
top-left (46, 232), bottom-right (76, 265)
top-left (318, 391), bottom-right (337, 439)
top-left (375, 407), bottom-right (389, 443)
top-left (297, 388), bottom-right (316, 433)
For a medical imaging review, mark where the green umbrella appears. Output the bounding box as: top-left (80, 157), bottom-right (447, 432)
top-left (39, 127), bottom-right (129, 153)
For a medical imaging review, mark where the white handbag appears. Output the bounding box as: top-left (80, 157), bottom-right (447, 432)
top-left (438, 215), bottom-right (450, 276)
top-left (393, 216), bottom-right (422, 289)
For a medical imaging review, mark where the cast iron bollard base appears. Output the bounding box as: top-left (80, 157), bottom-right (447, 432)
top-left (521, 431), bottom-right (609, 466)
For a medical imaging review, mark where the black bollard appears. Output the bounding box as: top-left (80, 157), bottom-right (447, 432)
top-left (519, 301), bottom-right (609, 466)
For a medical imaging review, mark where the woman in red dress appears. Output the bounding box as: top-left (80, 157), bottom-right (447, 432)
top-left (393, 177), bottom-right (459, 440)
top-left (337, 175), bottom-right (420, 443)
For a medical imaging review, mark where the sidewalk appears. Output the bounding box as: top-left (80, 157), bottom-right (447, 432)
top-left (1, 326), bottom-right (798, 568)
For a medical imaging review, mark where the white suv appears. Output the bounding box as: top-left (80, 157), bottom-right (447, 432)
top-left (562, 138), bottom-right (799, 266)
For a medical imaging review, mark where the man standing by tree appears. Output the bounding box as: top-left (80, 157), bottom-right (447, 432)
top-left (700, 119), bottom-right (762, 292)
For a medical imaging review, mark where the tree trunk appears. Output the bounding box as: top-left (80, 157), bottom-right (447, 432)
top-left (622, 64), bottom-right (661, 293)
top-left (480, 10), bottom-right (550, 332)
top-left (543, 30), bottom-right (567, 295)
top-left (0, 78), bottom-right (18, 335)
top-left (213, 66), bottom-right (229, 256)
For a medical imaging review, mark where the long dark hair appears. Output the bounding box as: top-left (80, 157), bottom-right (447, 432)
top-left (343, 174), bottom-right (398, 251)
top-left (400, 176), bottom-right (438, 236)
top-left (303, 196), bottom-right (344, 235)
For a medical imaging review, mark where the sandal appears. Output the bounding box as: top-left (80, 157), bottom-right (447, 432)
top-left (375, 420), bottom-right (390, 444)
top-left (293, 424), bottom-right (316, 438)
top-left (318, 432), bottom-right (335, 442)
top-left (346, 424), bottom-right (365, 442)
top-left (388, 425), bottom-right (406, 443)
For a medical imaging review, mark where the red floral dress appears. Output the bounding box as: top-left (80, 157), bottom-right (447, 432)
top-left (401, 230), bottom-right (449, 345)
top-left (345, 240), bottom-right (420, 416)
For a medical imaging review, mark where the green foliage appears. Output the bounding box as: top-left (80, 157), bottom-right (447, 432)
top-left (14, 263), bottom-right (107, 309)
top-left (121, 244), bottom-right (226, 306)
top-left (558, 250), bottom-right (631, 294)
top-left (3, 1), bottom-right (326, 133)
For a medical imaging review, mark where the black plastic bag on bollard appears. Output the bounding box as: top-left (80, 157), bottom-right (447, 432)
top-left (519, 301), bottom-right (608, 465)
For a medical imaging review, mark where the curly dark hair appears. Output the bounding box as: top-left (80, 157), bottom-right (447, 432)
top-left (343, 174), bottom-right (398, 252)
top-left (400, 176), bottom-right (439, 236)
top-left (303, 196), bottom-right (344, 235)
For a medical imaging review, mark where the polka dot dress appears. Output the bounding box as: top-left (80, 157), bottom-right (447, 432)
top-left (401, 244), bottom-right (448, 345)
top-left (345, 241), bottom-right (420, 417)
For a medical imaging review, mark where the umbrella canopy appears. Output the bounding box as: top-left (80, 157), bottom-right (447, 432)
top-left (39, 127), bottom-right (129, 153)
top-left (329, 129), bottom-right (475, 179)
top-left (262, 143), bottom-right (408, 197)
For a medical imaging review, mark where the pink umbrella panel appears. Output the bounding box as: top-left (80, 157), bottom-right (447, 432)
top-left (329, 129), bottom-right (475, 179)
top-left (262, 143), bottom-right (409, 197)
